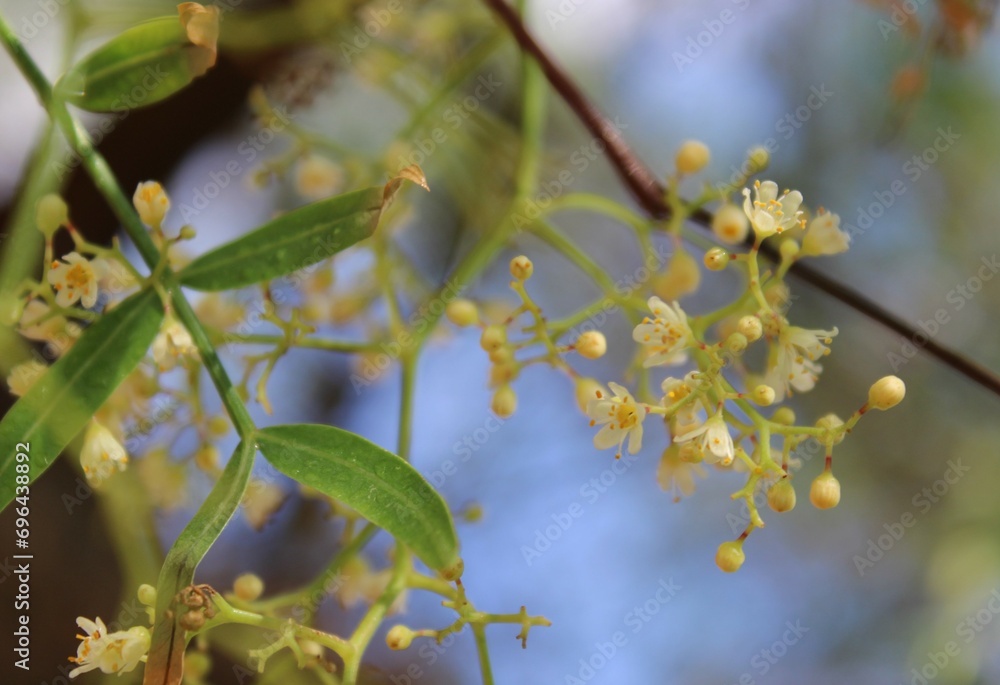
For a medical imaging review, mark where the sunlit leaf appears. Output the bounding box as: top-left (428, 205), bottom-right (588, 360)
top-left (56, 13), bottom-right (218, 113)
top-left (256, 423), bottom-right (461, 575)
top-left (177, 167), bottom-right (429, 292)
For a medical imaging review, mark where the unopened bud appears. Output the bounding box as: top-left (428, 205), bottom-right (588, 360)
top-left (575, 378), bottom-right (605, 414)
top-left (675, 139), bottom-right (711, 174)
top-left (137, 584), bottom-right (157, 607)
top-left (815, 413), bottom-right (845, 445)
top-left (868, 375), bottom-right (905, 410)
top-left (233, 573), bottom-right (264, 601)
top-left (479, 324), bottom-right (506, 351)
top-left (737, 315), bottom-right (763, 342)
top-left (576, 331), bottom-right (607, 360)
top-left (712, 204), bottom-right (749, 245)
top-left (767, 479), bottom-right (796, 513)
top-left (771, 407), bottom-right (795, 425)
top-left (36, 194), bottom-right (68, 237)
top-left (446, 299), bottom-right (479, 327)
top-left (779, 239), bottom-right (799, 261)
top-left (491, 385), bottom-right (517, 418)
top-left (810, 471), bottom-right (841, 510)
top-left (386, 625), bottom-right (414, 650)
top-left (704, 247), bottom-right (729, 271)
top-left (724, 332), bottom-right (747, 356)
top-left (752, 384), bottom-right (775, 406)
top-left (715, 540), bottom-right (746, 573)
top-left (509, 255), bottom-right (534, 280)
top-left (747, 146), bottom-right (770, 173)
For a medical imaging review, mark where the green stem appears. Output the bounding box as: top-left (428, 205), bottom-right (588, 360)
top-left (342, 548), bottom-right (410, 685)
top-left (472, 623), bottom-right (495, 685)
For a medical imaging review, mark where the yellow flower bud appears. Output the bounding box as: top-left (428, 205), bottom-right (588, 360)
top-left (574, 377), bottom-right (605, 414)
top-left (133, 181), bottom-right (170, 229)
top-left (767, 479), bottom-right (796, 513)
top-left (704, 247), bottom-right (729, 271)
top-left (386, 625), bottom-right (414, 650)
top-left (488, 345), bottom-right (513, 364)
top-left (137, 584), bottom-right (157, 607)
top-left (208, 415), bottom-right (231, 437)
top-left (36, 193), bottom-right (68, 237)
top-left (810, 471), bottom-right (841, 510)
top-left (479, 324), bottom-right (506, 351)
top-left (575, 331), bottom-right (607, 360)
top-left (675, 139), bottom-right (711, 174)
top-left (815, 413), bottom-right (845, 445)
top-left (178, 225), bottom-right (197, 240)
top-left (712, 204), bottom-right (749, 245)
top-left (779, 239), bottom-right (799, 261)
top-left (195, 445), bottom-right (220, 471)
top-left (715, 540), bottom-right (746, 573)
top-left (509, 255), bottom-right (534, 280)
top-left (724, 332), bottom-right (747, 356)
top-left (752, 384), bottom-right (775, 406)
top-left (747, 146), bottom-right (770, 172)
top-left (439, 557), bottom-right (464, 581)
top-left (446, 299), bottom-right (479, 327)
top-left (737, 315), bottom-right (763, 342)
top-left (233, 573), bottom-right (265, 601)
top-left (771, 407), bottom-right (795, 425)
top-left (491, 385), bottom-right (517, 418)
top-left (653, 249), bottom-right (701, 301)
top-left (868, 375), bottom-right (905, 410)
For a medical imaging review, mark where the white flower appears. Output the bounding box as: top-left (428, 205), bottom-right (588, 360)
top-left (632, 297), bottom-right (691, 367)
top-left (295, 155), bottom-right (344, 199)
top-left (133, 181), bottom-right (170, 229)
top-left (68, 616), bottom-right (150, 678)
top-left (242, 480), bottom-right (286, 531)
top-left (766, 324), bottom-right (838, 400)
top-left (586, 382), bottom-right (647, 458)
top-left (674, 410), bottom-right (734, 466)
top-left (6, 360), bottom-right (47, 397)
top-left (657, 445), bottom-right (706, 502)
top-left (152, 317), bottom-right (198, 371)
top-left (801, 211), bottom-right (850, 256)
top-left (80, 421), bottom-right (129, 487)
top-left (47, 252), bottom-right (102, 308)
top-left (742, 180), bottom-right (805, 238)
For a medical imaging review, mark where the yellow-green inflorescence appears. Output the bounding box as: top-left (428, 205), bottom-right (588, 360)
top-left (438, 143), bottom-right (907, 573)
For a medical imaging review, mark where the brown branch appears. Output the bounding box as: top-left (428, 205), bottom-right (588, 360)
top-left (481, 0), bottom-right (1000, 399)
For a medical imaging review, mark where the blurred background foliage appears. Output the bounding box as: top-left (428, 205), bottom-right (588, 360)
top-left (1, 0), bottom-right (999, 683)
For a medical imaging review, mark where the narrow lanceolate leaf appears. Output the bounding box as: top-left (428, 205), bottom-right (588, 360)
top-left (0, 288), bottom-right (163, 511)
top-left (257, 424), bottom-right (461, 574)
top-left (177, 166), bottom-right (429, 292)
top-left (144, 439), bottom-right (256, 685)
top-left (55, 13), bottom-right (217, 113)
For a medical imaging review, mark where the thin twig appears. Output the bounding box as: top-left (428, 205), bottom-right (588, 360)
top-left (480, 0), bottom-right (1000, 398)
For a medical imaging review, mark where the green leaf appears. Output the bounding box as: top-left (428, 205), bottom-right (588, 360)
top-left (256, 424), bottom-right (461, 574)
top-left (55, 17), bottom-right (214, 113)
top-left (145, 439), bottom-right (256, 685)
top-left (177, 187), bottom-right (384, 291)
top-left (0, 288), bottom-right (164, 511)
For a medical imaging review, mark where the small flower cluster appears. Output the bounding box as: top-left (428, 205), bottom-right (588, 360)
top-left (441, 141), bottom-right (905, 573)
top-left (5, 185), bottom-right (229, 495)
top-left (574, 143), bottom-right (902, 571)
top-left (444, 255), bottom-right (610, 419)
